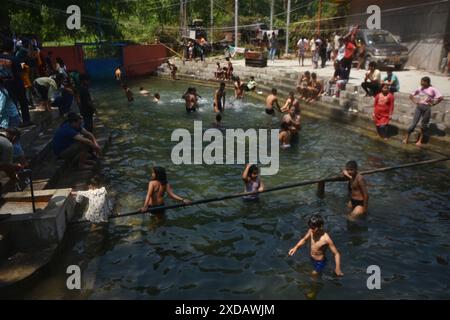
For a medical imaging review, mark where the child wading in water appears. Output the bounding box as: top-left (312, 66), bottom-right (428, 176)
top-left (373, 83), bottom-right (394, 139)
top-left (242, 164), bottom-right (264, 201)
top-left (141, 167), bottom-right (191, 214)
top-left (343, 160), bottom-right (369, 218)
top-left (122, 85), bottom-right (134, 102)
top-left (288, 214), bottom-right (344, 276)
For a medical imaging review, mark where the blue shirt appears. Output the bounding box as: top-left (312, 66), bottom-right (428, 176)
top-left (53, 122), bottom-right (81, 155)
top-left (383, 74), bottom-right (400, 92)
top-left (0, 87), bottom-right (19, 128)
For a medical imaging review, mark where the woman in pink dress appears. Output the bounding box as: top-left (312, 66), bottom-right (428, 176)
top-left (373, 83), bottom-right (394, 139)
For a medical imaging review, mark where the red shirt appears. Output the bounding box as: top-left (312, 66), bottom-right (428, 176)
top-left (374, 92), bottom-right (395, 126)
top-left (344, 41), bottom-right (356, 60)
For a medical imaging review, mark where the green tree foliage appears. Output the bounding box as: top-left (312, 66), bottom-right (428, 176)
top-left (3, 0), bottom-right (349, 46)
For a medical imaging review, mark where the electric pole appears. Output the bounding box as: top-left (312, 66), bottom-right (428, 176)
top-left (235, 0), bottom-right (238, 48)
top-left (317, 0), bottom-right (322, 36)
top-left (210, 0), bottom-right (214, 44)
top-left (286, 0), bottom-right (291, 55)
top-left (270, 0), bottom-right (274, 30)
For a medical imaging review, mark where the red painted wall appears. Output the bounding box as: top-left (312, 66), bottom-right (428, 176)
top-left (41, 46), bottom-right (85, 73)
top-left (123, 44), bottom-right (168, 77)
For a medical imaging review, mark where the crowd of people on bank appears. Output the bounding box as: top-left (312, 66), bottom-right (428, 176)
top-left (0, 34), bottom-right (102, 189)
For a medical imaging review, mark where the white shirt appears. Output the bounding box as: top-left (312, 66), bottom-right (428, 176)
top-left (75, 187), bottom-right (112, 223)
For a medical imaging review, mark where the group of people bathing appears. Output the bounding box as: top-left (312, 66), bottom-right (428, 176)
top-left (139, 159), bottom-right (369, 277)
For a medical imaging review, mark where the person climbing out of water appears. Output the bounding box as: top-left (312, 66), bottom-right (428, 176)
top-left (139, 87), bottom-right (150, 96)
top-left (122, 84), bottom-right (134, 102)
top-left (183, 87), bottom-right (197, 112)
top-left (214, 82), bottom-right (226, 113)
top-left (242, 164), bottom-right (264, 201)
top-left (288, 214), bottom-right (344, 277)
top-left (72, 176), bottom-right (113, 223)
top-left (140, 166), bottom-right (191, 214)
top-left (167, 61), bottom-right (178, 80)
top-left (343, 160), bottom-right (369, 218)
top-left (373, 83), bottom-right (394, 140)
top-left (265, 88), bottom-right (281, 116)
top-left (281, 91), bottom-right (300, 113)
top-left (403, 77), bottom-right (443, 146)
top-left (279, 121), bottom-right (291, 149)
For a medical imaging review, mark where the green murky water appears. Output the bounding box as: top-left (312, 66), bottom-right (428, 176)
top-left (23, 78), bottom-right (450, 299)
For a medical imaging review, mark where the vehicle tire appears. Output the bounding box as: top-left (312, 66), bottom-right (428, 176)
top-left (395, 63), bottom-right (405, 71)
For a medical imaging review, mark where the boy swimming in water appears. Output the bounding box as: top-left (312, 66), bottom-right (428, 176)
top-left (242, 164), bottom-right (264, 201)
top-left (343, 160), bottom-right (369, 218)
top-left (288, 214), bottom-right (344, 276)
top-left (139, 87), bottom-right (150, 96)
top-left (152, 93), bottom-right (160, 103)
top-left (141, 166), bottom-right (191, 214)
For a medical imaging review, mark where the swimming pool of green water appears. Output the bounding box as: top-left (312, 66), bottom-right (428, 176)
top-left (23, 77), bottom-right (450, 300)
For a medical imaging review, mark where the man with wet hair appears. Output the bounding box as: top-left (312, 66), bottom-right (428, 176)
top-left (343, 161), bottom-right (369, 218)
top-left (214, 82), bottom-right (226, 113)
top-left (289, 214), bottom-right (343, 276)
top-left (265, 88), bottom-right (280, 116)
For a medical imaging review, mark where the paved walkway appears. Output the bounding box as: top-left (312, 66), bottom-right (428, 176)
top-left (230, 58), bottom-right (450, 97)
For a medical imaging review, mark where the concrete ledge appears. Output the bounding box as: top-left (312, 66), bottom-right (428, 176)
top-left (0, 189), bottom-right (72, 250)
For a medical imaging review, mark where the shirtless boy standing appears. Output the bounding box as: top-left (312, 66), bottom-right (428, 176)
top-left (343, 160), bottom-right (369, 217)
top-left (183, 88), bottom-right (197, 112)
top-left (289, 214), bottom-right (343, 276)
top-left (214, 82), bottom-right (226, 113)
top-left (282, 105), bottom-right (301, 135)
top-left (265, 88), bottom-right (280, 116)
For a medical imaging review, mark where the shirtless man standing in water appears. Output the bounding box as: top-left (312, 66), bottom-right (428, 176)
top-left (289, 214), bottom-right (344, 276)
top-left (343, 160), bottom-right (369, 218)
top-left (281, 91), bottom-right (301, 113)
top-left (214, 82), bottom-right (226, 113)
top-left (183, 88), bottom-right (197, 112)
top-left (282, 105), bottom-right (301, 135)
top-left (265, 88), bottom-right (281, 116)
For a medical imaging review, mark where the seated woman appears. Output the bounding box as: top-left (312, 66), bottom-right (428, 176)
top-left (296, 71), bottom-right (311, 101)
top-left (279, 121), bottom-right (291, 149)
top-left (141, 166), bottom-right (191, 214)
top-left (242, 164), bottom-right (264, 201)
top-left (306, 73), bottom-right (324, 103)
